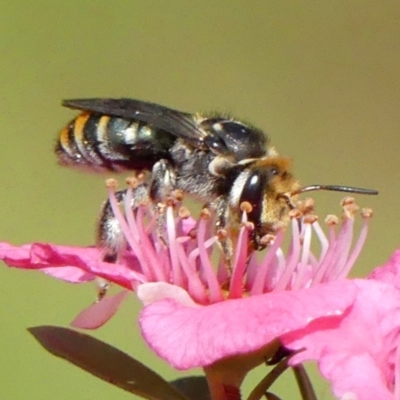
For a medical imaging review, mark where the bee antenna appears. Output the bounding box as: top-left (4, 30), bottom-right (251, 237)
top-left (293, 185), bottom-right (379, 196)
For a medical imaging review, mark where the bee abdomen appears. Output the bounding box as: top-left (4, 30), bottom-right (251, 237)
top-left (55, 112), bottom-right (176, 172)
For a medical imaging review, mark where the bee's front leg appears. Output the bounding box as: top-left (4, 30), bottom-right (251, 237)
top-left (149, 159), bottom-right (178, 245)
top-left (149, 159), bottom-right (177, 202)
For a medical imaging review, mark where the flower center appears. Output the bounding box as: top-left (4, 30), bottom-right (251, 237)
top-left (106, 179), bottom-right (373, 305)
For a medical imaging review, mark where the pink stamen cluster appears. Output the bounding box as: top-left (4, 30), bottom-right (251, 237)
top-left (107, 179), bottom-right (372, 306)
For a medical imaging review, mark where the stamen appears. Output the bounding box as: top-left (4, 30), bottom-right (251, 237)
top-left (192, 212), bottom-right (223, 303)
top-left (338, 208), bottom-right (373, 279)
top-left (133, 204), bottom-right (165, 281)
top-left (166, 205), bottom-right (185, 287)
top-left (104, 179), bottom-right (372, 306)
top-left (123, 185), bottom-right (140, 242)
top-left (251, 230), bottom-right (285, 296)
top-left (175, 236), bottom-right (208, 303)
top-left (126, 176), bottom-right (140, 189)
top-left (326, 200), bottom-right (358, 280)
top-left (274, 216), bottom-right (301, 291)
top-left (172, 189), bottom-right (184, 202)
top-left (292, 220), bottom-right (313, 290)
top-left (240, 201), bottom-right (253, 214)
top-left (228, 211), bottom-right (251, 299)
top-left (312, 220), bottom-right (329, 263)
top-left (105, 180), bottom-right (150, 277)
top-left (312, 216), bottom-right (339, 284)
top-left (178, 206), bottom-right (191, 220)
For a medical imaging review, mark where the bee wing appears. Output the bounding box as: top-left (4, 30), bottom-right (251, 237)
top-left (63, 98), bottom-right (206, 148)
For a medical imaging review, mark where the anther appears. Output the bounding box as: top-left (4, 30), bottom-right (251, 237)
top-left (240, 201), bottom-right (253, 214)
top-left (157, 202), bottom-right (167, 213)
top-left (217, 229), bottom-right (228, 240)
top-left (178, 206), bottom-right (191, 219)
top-left (361, 207), bottom-right (373, 219)
top-left (289, 209), bottom-right (302, 219)
top-left (126, 176), bottom-right (139, 188)
top-left (300, 198), bottom-right (315, 215)
top-left (201, 208), bottom-right (211, 219)
top-left (325, 214), bottom-right (339, 225)
top-left (172, 189), bottom-right (184, 202)
top-left (260, 233), bottom-right (276, 247)
top-left (105, 178), bottom-right (118, 189)
top-left (303, 214), bottom-right (318, 225)
top-left (341, 197), bottom-right (359, 219)
top-left (340, 197), bottom-right (355, 207)
top-left (165, 198), bottom-right (175, 207)
top-left (136, 171), bottom-right (146, 182)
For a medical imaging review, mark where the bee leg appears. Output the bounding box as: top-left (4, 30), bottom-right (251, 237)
top-left (149, 159), bottom-right (177, 245)
top-left (95, 184), bottom-right (149, 300)
top-left (214, 196), bottom-right (233, 267)
top-left (149, 159), bottom-right (177, 203)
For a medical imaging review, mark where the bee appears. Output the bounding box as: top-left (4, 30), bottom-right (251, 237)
top-left (56, 98), bottom-right (378, 261)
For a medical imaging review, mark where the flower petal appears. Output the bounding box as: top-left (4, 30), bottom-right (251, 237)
top-left (0, 242), bottom-right (145, 289)
top-left (282, 279), bottom-right (400, 399)
top-left (42, 266), bottom-right (95, 283)
top-left (139, 280), bottom-right (356, 369)
top-left (369, 249), bottom-right (400, 290)
top-left (137, 282), bottom-right (198, 307)
top-left (71, 291), bottom-right (129, 329)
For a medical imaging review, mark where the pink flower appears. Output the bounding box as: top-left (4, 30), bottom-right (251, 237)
top-left (0, 180), bottom-right (374, 392)
top-left (281, 251), bottom-right (400, 400)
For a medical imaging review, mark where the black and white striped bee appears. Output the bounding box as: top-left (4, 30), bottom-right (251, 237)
top-left (56, 98), bottom-right (378, 260)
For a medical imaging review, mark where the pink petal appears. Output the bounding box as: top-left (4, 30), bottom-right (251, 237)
top-left (369, 249), bottom-right (400, 290)
top-left (71, 290), bottom-right (129, 329)
top-left (0, 242), bottom-right (145, 289)
top-left (0, 242), bottom-right (99, 268)
top-left (42, 266), bottom-right (95, 283)
top-left (136, 282), bottom-right (198, 307)
top-left (282, 279), bottom-right (400, 399)
top-left (139, 280), bottom-right (356, 370)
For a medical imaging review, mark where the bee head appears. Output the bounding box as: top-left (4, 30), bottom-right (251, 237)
top-left (238, 157), bottom-right (300, 240)
top-left (236, 157), bottom-right (378, 249)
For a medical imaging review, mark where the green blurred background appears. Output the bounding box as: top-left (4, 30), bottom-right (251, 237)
top-left (1, 1), bottom-right (399, 399)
